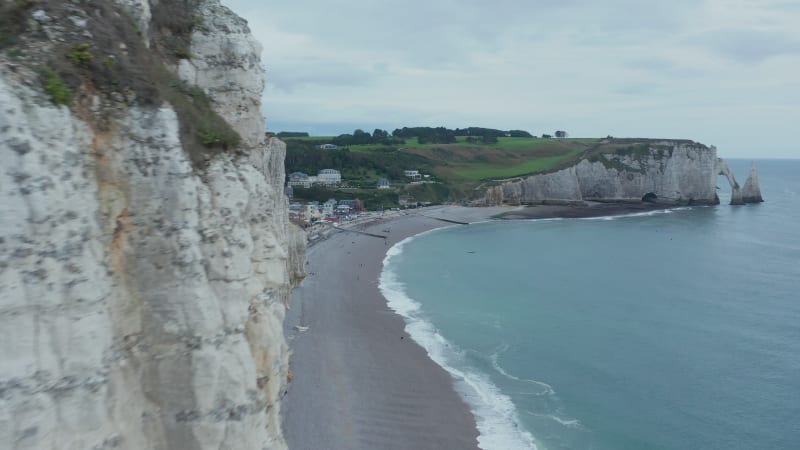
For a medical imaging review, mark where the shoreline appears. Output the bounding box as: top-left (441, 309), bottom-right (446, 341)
top-left (492, 201), bottom-right (679, 220)
top-left (281, 203), bottom-right (683, 449)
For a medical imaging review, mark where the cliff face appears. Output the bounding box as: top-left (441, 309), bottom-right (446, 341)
top-left (487, 141), bottom-right (761, 206)
top-left (0, 1), bottom-right (303, 449)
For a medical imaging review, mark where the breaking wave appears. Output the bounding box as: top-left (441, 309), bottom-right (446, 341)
top-left (380, 234), bottom-right (538, 450)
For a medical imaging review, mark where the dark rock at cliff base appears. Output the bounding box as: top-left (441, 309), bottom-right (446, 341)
top-left (642, 192), bottom-right (658, 203)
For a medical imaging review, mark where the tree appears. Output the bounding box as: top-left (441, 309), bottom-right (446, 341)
top-left (454, 127), bottom-right (505, 138)
top-left (508, 130), bottom-right (533, 138)
top-left (352, 129), bottom-right (372, 145)
top-left (277, 131), bottom-right (309, 138)
top-left (332, 133), bottom-right (354, 146)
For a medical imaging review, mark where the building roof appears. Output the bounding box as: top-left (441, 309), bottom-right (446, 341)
top-left (319, 169), bottom-right (340, 175)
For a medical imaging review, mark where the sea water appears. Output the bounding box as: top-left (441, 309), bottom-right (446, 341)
top-left (379, 159), bottom-right (800, 450)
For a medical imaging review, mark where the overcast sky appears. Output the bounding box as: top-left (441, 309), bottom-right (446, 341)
top-left (222, 0), bottom-right (799, 158)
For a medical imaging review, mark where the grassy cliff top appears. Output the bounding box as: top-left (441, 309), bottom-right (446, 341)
top-left (288, 136), bottom-right (598, 181)
top-left (286, 136), bottom-right (709, 186)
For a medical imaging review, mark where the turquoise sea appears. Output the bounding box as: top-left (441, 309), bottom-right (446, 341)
top-left (379, 159), bottom-right (800, 450)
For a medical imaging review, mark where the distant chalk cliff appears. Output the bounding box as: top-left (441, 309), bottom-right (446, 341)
top-left (485, 140), bottom-right (763, 206)
top-left (1, 1), bottom-right (303, 449)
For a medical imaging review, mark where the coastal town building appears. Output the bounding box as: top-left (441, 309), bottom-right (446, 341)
top-left (287, 172), bottom-right (315, 188)
top-left (287, 169), bottom-right (341, 188)
top-left (288, 202), bottom-right (306, 224)
top-left (377, 178), bottom-right (391, 189)
top-left (403, 170), bottom-right (421, 180)
top-left (317, 143), bottom-right (338, 150)
top-left (399, 195), bottom-right (415, 207)
top-left (336, 204), bottom-right (351, 216)
top-left (289, 201), bottom-right (326, 225)
top-left (338, 199), bottom-right (354, 207)
top-left (333, 199), bottom-right (363, 214)
top-left (305, 201), bottom-right (323, 221)
top-left (286, 196), bottom-right (376, 226)
top-left (317, 169), bottom-right (342, 186)
top-left (323, 199), bottom-right (337, 217)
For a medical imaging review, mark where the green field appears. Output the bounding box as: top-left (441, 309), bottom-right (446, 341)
top-left (286, 137), bottom-right (602, 180)
top-left (283, 134), bottom-right (704, 204)
top-left (284, 135), bottom-right (614, 202)
top-left (453, 147), bottom-right (586, 180)
top-left (399, 138), bottom-right (599, 181)
top-left (286, 136), bottom-right (335, 142)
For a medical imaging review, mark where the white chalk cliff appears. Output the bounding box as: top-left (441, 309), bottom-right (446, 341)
top-left (486, 140), bottom-right (763, 206)
top-left (741, 163), bottom-right (764, 204)
top-left (1, 1), bottom-right (304, 449)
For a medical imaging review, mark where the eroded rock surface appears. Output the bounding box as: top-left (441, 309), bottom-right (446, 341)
top-left (0, 1), bottom-right (303, 449)
top-left (741, 164), bottom-right (764, 203)
top-left (487, 141), bottom-right (763, 206)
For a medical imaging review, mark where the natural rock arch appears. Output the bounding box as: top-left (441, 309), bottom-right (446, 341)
top-left (716, 158), bottom-right (744, 205)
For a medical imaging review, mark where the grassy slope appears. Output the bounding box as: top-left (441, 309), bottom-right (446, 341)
top-left (287, 136), bottom-right (602, 182)
top-left (397, 138), bottom-right (600, 181)
top-left (284, 136), bottom-right (706, 205)
top-left (454, 148), bottom-right (585, 180)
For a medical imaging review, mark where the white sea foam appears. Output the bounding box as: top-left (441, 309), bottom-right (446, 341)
top-left (527, 412), bottom-right (583, 429)
top-left (490, 345), bottom-right (555, 396)
top-left (380, 235), bottom-right (539, 450)
top-left (549, 416), bottom-right (582, 428)
top-left (578, 206), bottom-right (692, 221)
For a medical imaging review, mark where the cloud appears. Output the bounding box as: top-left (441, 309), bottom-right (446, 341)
top-left (612, 82), bottom-right (661, 96)
top-left (267, 60), bottom-right (384, 92)
top-left (221, 0), bottom-right (800, 157)
top-left (694, 29), bottom-right (800, 63)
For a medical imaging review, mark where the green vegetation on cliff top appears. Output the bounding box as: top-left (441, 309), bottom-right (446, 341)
top-left (285, 133), bottom-right (601, 203)
top-left (5, 0), bottom-right (240, 168)
top-left (287, 135), bottom-right (600, 182)
top-left (285, 131), bottom-right (707, 204)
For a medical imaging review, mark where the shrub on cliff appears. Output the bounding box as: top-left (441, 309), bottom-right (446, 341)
top-left (0, 0), bottom-right (35, 49)
top-left (12, 0), bottom-right (242, 168)
top-left (41, 68), bottom-right (71, 105)
top-left (165, 79), bottom-right (241, 152)
top-left (67, 43), bottom-right (94, 65)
